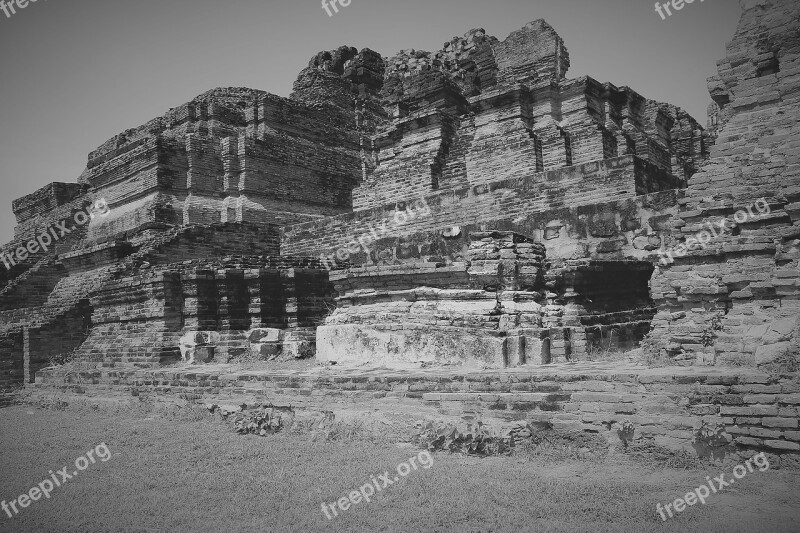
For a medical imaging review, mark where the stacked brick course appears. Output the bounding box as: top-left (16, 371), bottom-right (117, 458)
top-left (29, 364), bottom-right (800, 461)
top-left (647, 0), bottom-right (800, 365)
top-left (318, 231), bottom-right (655, 366)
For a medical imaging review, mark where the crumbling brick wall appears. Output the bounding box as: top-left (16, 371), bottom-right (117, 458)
top-left (647, 0), bottom-right (800, 366)
top-left (283, 159), bottom-right (681, 264)
top-left (72, 258), bottom-right (330, 367)
top-left (68, 87), bottom-right (368, 241)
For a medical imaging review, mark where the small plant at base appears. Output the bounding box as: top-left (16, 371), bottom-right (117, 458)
top-left (579, 341), bottom-right (628, 363)
top-left (616, 420), bottom-right (635, 449)
top-left (760, 348), bottom-right (799, 373)
top-left (692, 420), bottom-right (732, 461)
top-left (640, 336), bottom-right (675, 367)
top-left (700, 312), bottom-right (725, 348)
top-left (693, 421), bottom-right (731, 448)
top-left (233, 406), bottom-right (285, 436)
top-left (412, 419), bottom-right (517, 456)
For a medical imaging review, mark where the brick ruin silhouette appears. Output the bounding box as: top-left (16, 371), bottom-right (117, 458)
top-left (1, 0), bottom-right (799, 456)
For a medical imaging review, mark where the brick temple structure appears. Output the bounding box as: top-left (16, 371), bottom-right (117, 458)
top-left (1, 0), bottom-right (799, 458)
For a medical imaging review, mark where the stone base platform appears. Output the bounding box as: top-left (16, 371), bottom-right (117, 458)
top-left (28, 362), bottom-right (800, 463)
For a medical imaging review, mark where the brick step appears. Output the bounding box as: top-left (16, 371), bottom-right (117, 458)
top-left (422, 391), bottom-right (570, 410)
top-left (27, 365), bottom-right (800, 457)
top-left (36, 367), bottom-right (584, 395)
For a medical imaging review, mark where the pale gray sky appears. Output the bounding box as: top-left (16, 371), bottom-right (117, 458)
top-left (0, 0), bottom-right (741, 244)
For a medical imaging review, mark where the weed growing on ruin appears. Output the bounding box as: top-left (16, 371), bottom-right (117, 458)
top-left (576, 332), bottom-right (631, 362)
top-left (233, 406), bottom-right (286, 436)
top-left (45, 354), bottom-right (99, 384)
top-left (411, 420), bottom-right (537, 456)
top-left (616, 420), bottom-right (635, 449)
top-left (700, 312), bottom-right (725, 348)
top-left (692, 421), bottom-right (732, 461)
top-left (640, 336), bottom-right (678, 367)
top-left (624, 440), bottom-right (704, 470)
top-left (693, 421), bottom-right (731, 446)
top-left (412, 420), bottom-right (507, 455)
top-left (579, 346), bottom-right (630, 362)
top-left (221, 405), bottom-right (382, 444)
top-left (760, 349), bottom-right (800, 374)
top-left (577, 330), bottom-right (632, 363)
top-left (48, 348), bottom-right (80, 368)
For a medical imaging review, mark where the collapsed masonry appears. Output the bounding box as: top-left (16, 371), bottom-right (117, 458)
top-left (1, 0), bottom-right (799, 391)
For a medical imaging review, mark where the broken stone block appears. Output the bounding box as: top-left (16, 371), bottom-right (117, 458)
top-left (761, 318), bottom-right (797, 344)
top-left (247, 328), bottom-right (284, 343)
top-left (283, 341), bottom-right (314, 359)
top-left (755, 341), bottom-right (791, 365)
top-left (544, 222), bottom-right (562, 240)
top-left (192, 346), bottom-right (215, 364)
top-left (251, 343), bottom-right (282, 360)
top-left (179, 331), bottom-right (221, 364)
top-left (316, 324), bottom-right (507, 367)
top-left (179, 331), bottom-right (219, 364)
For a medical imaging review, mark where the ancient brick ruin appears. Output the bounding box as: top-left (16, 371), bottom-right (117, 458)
top-left (3, 0), bottom-right (799, 459)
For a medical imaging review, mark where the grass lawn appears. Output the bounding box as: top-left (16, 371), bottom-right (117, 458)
top-left (0, 401), bottom-right (798, 533)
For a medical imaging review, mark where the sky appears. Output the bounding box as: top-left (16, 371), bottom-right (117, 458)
top-left (0, 0), bottom-right (741, 244)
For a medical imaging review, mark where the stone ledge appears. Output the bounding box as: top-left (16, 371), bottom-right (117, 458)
top-left (27, 362), bottom-right (800, 459)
